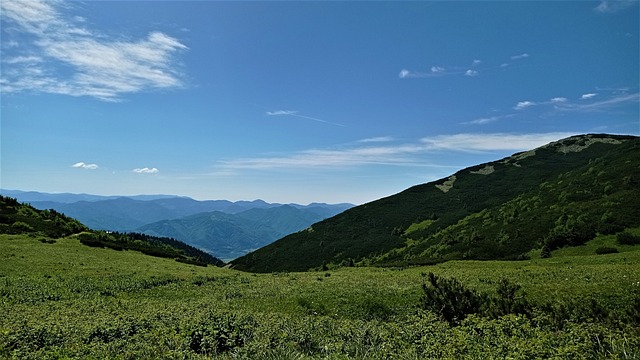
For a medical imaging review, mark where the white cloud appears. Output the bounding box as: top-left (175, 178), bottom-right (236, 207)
top-left (514, 101), bottom-right (536, 110)
top-left (510, 53), bottom-right (529, 60)
top-left (421, 132), bottom-right (576, 152)
top-left (0, 0), bottom-right (188, 101)
top-left (399, 69), bottom-right (444, 78)
top-left (472, 59), bottom-right (482, 66)
top-left (431, 66), bottom-right (445, 73)
top-left (462, 115), bottom-right (514, 126)
top-left (72, 162), bottom-right (98, 170)
top-left (551, 97), bottom-right (568, 103)
top-left (558, 93), bottom-right (639, 112)
top-left (581, 93), bottom-right (598, 100)
top-left (218, 132), bottom-right (575, 171)
top-left (358, 136), bottom-right (395, 143)
top-left (465, 69), bottom-right (478, 77)
top-left (266, 110), bottom-right (297, 116)
top-left (133, 167), bottom-right (159, 174)
top-left (594, 0), bottom-right (638, 13)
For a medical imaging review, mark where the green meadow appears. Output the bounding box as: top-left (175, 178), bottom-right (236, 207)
top-left (2, 233), bottom-right (639, 359)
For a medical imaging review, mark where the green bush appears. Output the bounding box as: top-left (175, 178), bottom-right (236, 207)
top-left (11, 221), bottom-right (34, 232)
top-left (595, 246), bottom-right (619, 255)
top-left (420, 272), bottom-right (484, 324)
top-left (617, 231), bottom-right (640, 245)
top-left (184, 312), bottom-right (255, 355)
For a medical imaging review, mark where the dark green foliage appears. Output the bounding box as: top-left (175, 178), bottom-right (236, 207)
top-left (2, 196), bottom-right (225, 266)
top-left (487, 278), bottom-right (530, 318)
top-left (420, 272), bottom-right (484, 324)
top-left (595, 246), bottom-right (619, 255)
top-left (233, 134), bottom-right (640, 272)
top-left (0, 196), bottom-right (87, 237)
top-left (77, 231), bottom-right (225, 266)
top-left (185, 312), bottom-right (255, 355)
top-left (420, 273), bottom-right (639, 331)
top-left (617, 231), bottom-right (640, 245)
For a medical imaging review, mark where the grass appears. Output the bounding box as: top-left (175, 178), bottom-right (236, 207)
top-left (2, 234), bottom-right (640, 358)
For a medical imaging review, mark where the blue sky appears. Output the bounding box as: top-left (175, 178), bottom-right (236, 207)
top-left (1, 0), bottom-right (638, 204)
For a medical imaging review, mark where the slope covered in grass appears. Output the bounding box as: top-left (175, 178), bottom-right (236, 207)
top-left (233, 134), bottom-right (640, 272)
top-left (1, 232), bottom-right (639, 358)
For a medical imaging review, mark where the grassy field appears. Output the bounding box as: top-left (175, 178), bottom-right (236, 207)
top-left (1, 233), bottom-right (639, 359)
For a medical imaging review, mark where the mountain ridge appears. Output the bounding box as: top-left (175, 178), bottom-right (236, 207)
top-left (0, 191), bottom-right (353, 232)
top-left (232, 134), bottom-right (640, 272)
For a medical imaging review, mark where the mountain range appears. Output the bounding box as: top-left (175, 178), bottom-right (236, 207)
top-left (0, 190), bottom-right (353, 261)
top-left (232, 134), bottom-right (640, 272)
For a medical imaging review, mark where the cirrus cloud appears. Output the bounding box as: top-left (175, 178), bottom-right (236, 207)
top-left (133, 167), bottom-right (159, 174)
top-left (72, 162), bottom-right (98, 170)
top-left (0, 0), bottom-right (188, 101)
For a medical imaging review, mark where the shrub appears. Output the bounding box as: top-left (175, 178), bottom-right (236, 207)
top-left (11, 221), bottom-right (34, 232)
top-left (486, 278), bottom-right (530, 318)
top-left (616, 231), bottom-right (640, 245)
top-left (595, 247), bottom-right (619, 255)
top-left (184, 312), bottom-right (255, 355)
top-left (420, 272), bottom-right (484, 324)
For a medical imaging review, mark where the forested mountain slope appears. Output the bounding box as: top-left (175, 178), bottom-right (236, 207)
top-left (233, 134), bottom-right (640, 272)
top-left (0, 196), bottom-right (224, 266)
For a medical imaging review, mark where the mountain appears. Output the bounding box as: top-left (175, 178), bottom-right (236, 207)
top-left (0, 189), bottom-right (180, 203)
top-left (136, 205), bottom-right (347, 261)
top-left (0, 195), bottom-right (224, 266)
top-left (6, 192), bottom-right (354, 232)
top-left (232, 134), bottom-right (640, 273)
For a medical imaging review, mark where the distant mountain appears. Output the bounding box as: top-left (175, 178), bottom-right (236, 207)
top-left (136, 204), bottom-right (347, 261)
top-left (232, 134), bottom-right (640, 272)
top-left (0, 195), bottom-right (223, 266)
top-left (3, 193), bottom-right (354, 232)
top-left (0, 189), bottom-right (180, 203)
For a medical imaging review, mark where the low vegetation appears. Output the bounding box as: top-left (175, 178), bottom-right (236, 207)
top-left (1, 230), bottom-right (640, 358)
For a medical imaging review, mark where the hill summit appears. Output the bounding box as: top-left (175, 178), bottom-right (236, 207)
top-left (232, 134), bottom-right (640, 272)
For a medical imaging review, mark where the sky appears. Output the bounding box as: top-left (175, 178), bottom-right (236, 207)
top-left (1, 0), bottom-right (638, 205)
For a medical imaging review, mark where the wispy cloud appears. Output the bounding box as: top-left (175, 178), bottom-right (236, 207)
top-left (357, 136), bottom-right (396, 143)
top-left (399, 69), bottom-right (450, 79)
top-left (594, 0), bottom-right (638, 13)
top-left (266, 109), bottom-right (345, 127)
top-left (217, 132), bottom-right (573, 171)
top-left (558, 93), bottom-right (639, 112)
top-left (72, 162), bottom-right (98, 170)
top-left (462, 114), bottom-right (514, 126)
top-left (0, 0), bottom-right (188, 101)
top-left (266, 110), bottom-right (297, 116)
top-left (512, 92), bottom-right (638, 113)
top-left (133, 167), bottom-right (159, 174)
top-left (400, 53), bottom-right (529, 80)
top-left (510, 53), bottom-right (529, 60)
top-left (421, 132), bottom-right (576, 152)
top-left (514, 101), bottom-right (536, 110)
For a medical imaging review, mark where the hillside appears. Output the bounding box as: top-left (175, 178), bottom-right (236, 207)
top-left (232, 134), bottom-right (640, 272)
top-left (0, 196), bottom-right (224, 266)
top-left (137, 205), bottom-right (345, 260)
